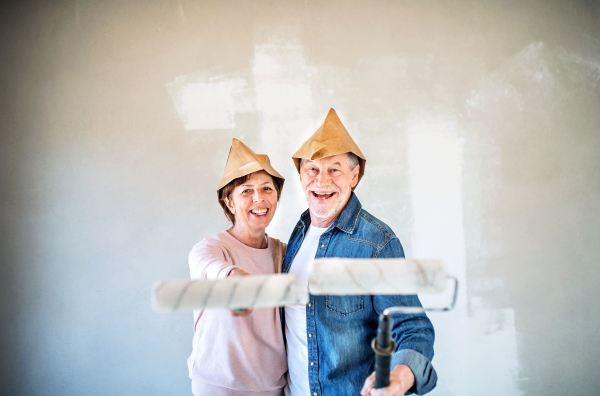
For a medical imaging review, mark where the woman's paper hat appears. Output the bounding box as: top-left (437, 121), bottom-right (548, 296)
top-left (217, 138), bottom-right (285, 191)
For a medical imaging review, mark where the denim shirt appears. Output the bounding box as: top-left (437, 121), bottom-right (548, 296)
top-left (282, 193), bottom-right (437, 396)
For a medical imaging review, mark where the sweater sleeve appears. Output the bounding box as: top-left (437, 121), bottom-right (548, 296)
top-left (189, 239), bottom-right (239, 281)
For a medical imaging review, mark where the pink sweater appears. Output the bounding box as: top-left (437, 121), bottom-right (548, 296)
top-left (187, 231), bottom-right (287, 396)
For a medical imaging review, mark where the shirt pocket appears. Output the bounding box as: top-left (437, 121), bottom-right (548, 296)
top-left (326, 295), bottom-right (364, 315)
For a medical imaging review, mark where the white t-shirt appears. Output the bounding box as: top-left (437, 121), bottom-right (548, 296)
top-left (284, 224), bottom-right (329, 396)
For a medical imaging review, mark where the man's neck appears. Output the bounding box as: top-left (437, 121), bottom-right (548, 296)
top-left (309, 213), bottom-right (338, 228)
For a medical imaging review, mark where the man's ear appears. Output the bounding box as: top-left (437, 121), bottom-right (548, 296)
top-left (350, 165), bottom-right (360, 188)
top-left (224, 197), bottom-right (235, 215)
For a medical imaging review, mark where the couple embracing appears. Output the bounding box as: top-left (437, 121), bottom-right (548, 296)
top-left (187, 109), bottom-right (437, 396)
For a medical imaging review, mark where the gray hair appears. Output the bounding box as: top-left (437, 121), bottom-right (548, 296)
top-left (300, 152), bottom-right (360, 171)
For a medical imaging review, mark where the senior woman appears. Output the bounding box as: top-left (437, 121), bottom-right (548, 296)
top-left (187, 138), bottom-right (287, 396)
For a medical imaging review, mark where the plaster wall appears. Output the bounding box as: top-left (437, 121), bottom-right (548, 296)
top-left (1, 1), bottom-right (599, 395)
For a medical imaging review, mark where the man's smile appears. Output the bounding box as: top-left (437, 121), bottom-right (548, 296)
top-left (311, 191), bottom-right (337, 200)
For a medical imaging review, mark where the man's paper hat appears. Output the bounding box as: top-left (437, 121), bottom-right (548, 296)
top-left (217, 138), bottom-right (285, 192)
top-left (292, 108), bottom-right (366, 185)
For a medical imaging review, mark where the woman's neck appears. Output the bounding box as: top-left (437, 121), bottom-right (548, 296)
top-left (227, 224), bottom-right (267, 249)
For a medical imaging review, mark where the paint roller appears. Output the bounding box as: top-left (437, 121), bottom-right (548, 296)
top-left (152, 258), bottom-right (457, 389)
top-left (152, 274), bottom-right (298, 312)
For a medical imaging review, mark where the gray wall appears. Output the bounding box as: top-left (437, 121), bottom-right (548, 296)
top-left (1, 1), bottom-right (599, 395)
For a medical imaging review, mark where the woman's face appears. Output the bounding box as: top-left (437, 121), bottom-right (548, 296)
top-left (226, 171), bottom-right (278, 232)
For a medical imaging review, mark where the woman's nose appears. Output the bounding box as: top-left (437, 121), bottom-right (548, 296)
top-left (252, 191), bottom-right (264, 202)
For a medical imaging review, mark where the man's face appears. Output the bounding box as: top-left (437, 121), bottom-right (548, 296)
top-left (300, 153), bottom-right (360, 222)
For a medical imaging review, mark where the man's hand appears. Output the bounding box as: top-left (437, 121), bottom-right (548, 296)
top-left (227, 268), bottom-right (253, 317)
top-left (360, 364), bottom-right (415, 396)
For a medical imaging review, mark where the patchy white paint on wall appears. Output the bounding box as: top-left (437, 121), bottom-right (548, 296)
top-left (512, 42), bottom-right (554, 84)
top-left (466, 84), bottom-right (524, 113)
top-left (406, 114), bottom-right (521, 395)
top-left (167, 75), bottom-right (240, 130)
top-left (253, 44), bottom-right (314, 121)
top-left (556, 46), bottom-right (600, 88)
top-left (252, 35), bottom-right (317, 239)
top-left (466, 42), bottom-right (559, 115)
top-left (406, 115), bottom-right (466, 287)
top-left (465, 299), bottom-right (522, 395)
top-left (405, 115), bottom-right (468, 393)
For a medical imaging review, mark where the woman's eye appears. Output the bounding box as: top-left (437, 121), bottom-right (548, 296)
top-left (242, 189), bottom-right (251, 194)
top-left (264, 187), bottom-right (272, 191)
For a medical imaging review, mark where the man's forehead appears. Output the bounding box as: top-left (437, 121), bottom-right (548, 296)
top-left (304, 154), bottom-right (348, 166)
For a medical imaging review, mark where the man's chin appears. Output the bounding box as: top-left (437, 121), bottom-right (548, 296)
top-left (309, 204), bottom-right (339, 220)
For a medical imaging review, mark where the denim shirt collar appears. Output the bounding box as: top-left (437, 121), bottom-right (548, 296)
top-left (299, 192), bottom-right (362, 235)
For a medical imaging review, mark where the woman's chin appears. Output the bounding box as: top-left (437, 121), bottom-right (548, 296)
top-left (245, 217), bottom-right (272, 230)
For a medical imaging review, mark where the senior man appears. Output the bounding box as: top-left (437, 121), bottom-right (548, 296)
top-left (283, 109), bottom-right (437, 396)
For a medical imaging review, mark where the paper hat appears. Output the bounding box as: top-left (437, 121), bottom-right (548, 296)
top-left (292, 108), bottom-right (366, 185)
top-left (217, 138), bottom-right (285, 192)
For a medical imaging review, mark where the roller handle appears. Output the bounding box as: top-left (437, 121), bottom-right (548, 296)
top-left (372, 314), bottom-right (394, 389)
top-left (374, 352), bottom-right (391, 388)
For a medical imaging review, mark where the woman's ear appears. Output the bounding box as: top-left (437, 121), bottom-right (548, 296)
top-left (224, 197), bottom-right (235, 215)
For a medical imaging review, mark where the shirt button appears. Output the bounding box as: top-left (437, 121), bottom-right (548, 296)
top-left (314, 393), bottom-right (318, 396)
top-left (308, 303), bottom-right (312, 307)
top-left (309, 334), bottom-right (313, 338)
top-left (311, 362), bottom-right (315, 366)
top-left (321, 244), bottom-right (325, 248)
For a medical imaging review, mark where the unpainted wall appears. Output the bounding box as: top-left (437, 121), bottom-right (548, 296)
top-left (1, 1), bottom-right (599, 395)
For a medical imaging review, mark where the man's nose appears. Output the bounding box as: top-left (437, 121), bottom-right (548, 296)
top-left (315, 171), bottom-right (330, 185)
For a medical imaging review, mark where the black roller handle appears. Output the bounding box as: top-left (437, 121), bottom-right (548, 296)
top-left (372, 314), bottom-right (395, 389)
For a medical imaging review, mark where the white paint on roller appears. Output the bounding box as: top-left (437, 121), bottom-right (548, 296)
top-left (309, 258), bottom-right (447, 295)
top-left (155, 258), bottom-right (449, 313)
top-left (152, 274), bottom-right (299, 312)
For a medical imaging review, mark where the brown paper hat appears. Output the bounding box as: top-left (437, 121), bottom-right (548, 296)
top-left (217, 138), bottom-right (285, 192)
top-left (292, 108), bottom-right (366, 185)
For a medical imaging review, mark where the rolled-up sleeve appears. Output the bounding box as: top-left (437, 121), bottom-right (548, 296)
top-left (373, 237), bottom-right (438, 395)
top-left (391, 349), bottom-right (437, 395)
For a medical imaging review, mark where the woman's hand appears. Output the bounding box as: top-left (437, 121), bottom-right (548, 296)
top-left (227, 268), bottom-right (253, 317)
